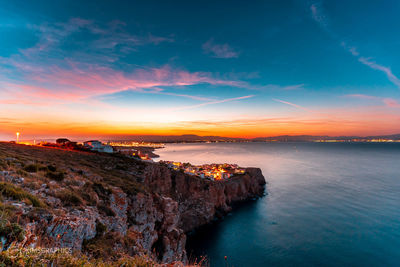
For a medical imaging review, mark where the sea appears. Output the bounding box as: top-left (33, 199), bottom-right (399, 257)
top-left (155, 142), bottom-right (400, 267)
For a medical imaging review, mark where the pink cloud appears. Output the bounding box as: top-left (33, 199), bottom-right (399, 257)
top-left (345, 94), bottom-right (400, 108)
top-left (0, 62), bottom-right (253, 106)
top-left (36, 64), bottom-right (243, 95)
top-left (383, 98), bottom-right (400, 108)
top-left (202, 39), bottom-right (239, 59)
top-left (345, 94), bottom-right (379, 100)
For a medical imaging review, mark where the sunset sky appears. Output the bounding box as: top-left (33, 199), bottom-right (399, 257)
top-left (1, 0), bottom-right (400, 140)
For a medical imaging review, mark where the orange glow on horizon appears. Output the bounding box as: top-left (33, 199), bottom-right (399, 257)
top-left (1, 103), bottom-right (400, 140)
top-left (1, 118), bottom-right (399, 140)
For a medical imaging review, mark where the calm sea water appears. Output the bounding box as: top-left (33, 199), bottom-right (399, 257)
top-left (156, 142), bottom-right (400, 267)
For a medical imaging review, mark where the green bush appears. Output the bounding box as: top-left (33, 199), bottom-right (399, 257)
top-left (0, 183), bottom-right (44, 208)
top-left (0, 203), bottom-right (16, 218)
top-left (0, 220), bottom-right (25, 247)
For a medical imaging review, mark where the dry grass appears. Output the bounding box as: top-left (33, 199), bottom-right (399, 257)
top-left (0, 142), bottom-right (148, 196)
top-left (0, 182), bottom-right (45, 208)
top-left (0, 246), bottom-right (157, 267)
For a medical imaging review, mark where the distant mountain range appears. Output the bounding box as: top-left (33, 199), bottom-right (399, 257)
top-left (108, 133), bottom-right (400, 143)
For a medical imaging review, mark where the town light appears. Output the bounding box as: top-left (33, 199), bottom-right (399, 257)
top-left (16, 132), bottom-right (20, 143)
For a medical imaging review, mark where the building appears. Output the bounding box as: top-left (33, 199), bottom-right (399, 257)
top-left (56, 138), bottom-right (71, 145)
top-left (84, 140), bottom-right (114, 153)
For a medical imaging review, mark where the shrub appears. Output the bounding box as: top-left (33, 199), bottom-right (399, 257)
top-left (0, 183), bottom-right (44, 208)
top-left (97, 204), bottom-right (116, 217)
top-left (45, 171), bottom-right (65, 181)
top-left (23, 164), bottom-right (39, 173)
top-left (95, 221), bottom-right (107, 237)
top-left (47, 165), bottom-right (57, 172)
top-left (92, 182), bottom-right (112, 198)
top-left (0, 220), bottom-right (25, 249)
top-left (0, 203), bottom-right (16, 219)
top-left (56, 190), bottom-right (83, 206)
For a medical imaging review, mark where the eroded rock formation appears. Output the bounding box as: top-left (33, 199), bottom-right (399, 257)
top-left (0, 143), bottom-right (266, 264)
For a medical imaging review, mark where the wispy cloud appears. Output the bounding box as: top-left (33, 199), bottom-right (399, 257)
top-left (383, 98), bottom-right (400, 108)
top-left (0, 17), bottom-right (303, 117)
top-left (171, 95), bottom-right (255, 111)
top-left (310, 2), bottom-right (331, 33)
top-left (22, 18), bottom-right (173, 60)
top-left (357, 57), bottom-right (400, 88)
top-left (345, 94), bottom-right (377, 100)
top-left (273, 98), bottom-right (314, 112)
top-left (202, 39), bottom-right (239, 58)
top-left (0, 63), bottom-right (252, 105)
top-left (345, 94), bottom-right (400, 108)
top-left (310, 1), bottom-right (400, 90)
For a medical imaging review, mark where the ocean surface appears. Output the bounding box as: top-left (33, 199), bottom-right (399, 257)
top-left (156, 142), bottom-right (400, 267)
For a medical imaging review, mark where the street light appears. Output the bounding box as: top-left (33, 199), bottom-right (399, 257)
top-left (16, 132), bottom-right (20, 143)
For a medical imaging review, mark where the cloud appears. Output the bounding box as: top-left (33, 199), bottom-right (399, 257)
top-left (310, 2), bottom-right (400, 90)
top-left (155, 91), bottom-right (213, 101)
top-left (202, 39), bottom-right (239, 58)
top-left (345, 94), bottom-right (400, 108)
top-left (273, 98), bottom-right (314, 112)
top-left (0, 17), bottom-right (299, 110)
top-left (0, 63), bottom-right (253, 105)
top-left (170, 95), bottom-right (255, 111)
top-left (345, 94), bottom-right (378, 100)
top-left (19, 18), bottom-right (174, 63)
top-left (358, 57), bottom-right (400, 89)
top-left (340, 41), bottom-right (359, 56)
top-left (310, 2), bottom-right (330, 32)
top-left (383, 98), bottom-right (400, 108)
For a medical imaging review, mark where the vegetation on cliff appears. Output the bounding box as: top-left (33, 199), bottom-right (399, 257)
top-left (0, 247), bottom-right (157, 267)
top-left (0, 142), bottom-right (265, 265)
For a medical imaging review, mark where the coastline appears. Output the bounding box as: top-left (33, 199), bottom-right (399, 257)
top-left (0, 141), bottom-right (266, 264)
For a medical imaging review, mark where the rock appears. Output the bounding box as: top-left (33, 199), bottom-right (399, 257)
top-left (142, 164), bottom-right (266, 233)
top-left (101, 187), bottom-right (128, 235)
top-left (0, 143), bottom-right (266, 264)
top-left (44, 208), bottom-right (98, 250)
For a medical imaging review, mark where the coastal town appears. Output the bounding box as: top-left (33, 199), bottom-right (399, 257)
top-left (9, 134), bottom-right (247, 181)
top-left (160, 160), bottom-right (245, 181)
top-left (13, 136), bottom-right (160, 162)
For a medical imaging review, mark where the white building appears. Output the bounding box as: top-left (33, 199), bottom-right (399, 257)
top-left (83, 140), bottom-right (114, 153)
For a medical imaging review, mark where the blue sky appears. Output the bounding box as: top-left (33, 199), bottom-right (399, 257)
top-left (0, 0), bottom-right (400, 139)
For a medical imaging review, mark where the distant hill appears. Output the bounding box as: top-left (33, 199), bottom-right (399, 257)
top-left (106, 133), bottom-right (400, 143)
top-left (107, 134), bottom-right (246, 143)
top-left (252, 134), bottom-right (400, 142)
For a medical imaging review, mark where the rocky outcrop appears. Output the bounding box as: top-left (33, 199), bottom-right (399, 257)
top-left (0, 144), bottom-right (265, 264)
top-left (143, 164), bottom-right (266, 232)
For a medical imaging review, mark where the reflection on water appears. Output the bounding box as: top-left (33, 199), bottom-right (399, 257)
top-left (157, 142), bottom-right (400, 267)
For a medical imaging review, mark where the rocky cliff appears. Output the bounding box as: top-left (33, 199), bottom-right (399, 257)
top-left (0, 142), bottom-right (266, 264)
top-left (144, 164), bottom-right (266, 232)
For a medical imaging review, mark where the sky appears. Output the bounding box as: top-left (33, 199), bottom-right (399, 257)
top-left (1, 0), bottom-right (400, 140)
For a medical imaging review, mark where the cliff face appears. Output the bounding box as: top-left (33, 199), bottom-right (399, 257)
top-left (144, 164), bottom-right (266, 232)
top-left (0, 143), bottom-right (266, 264)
